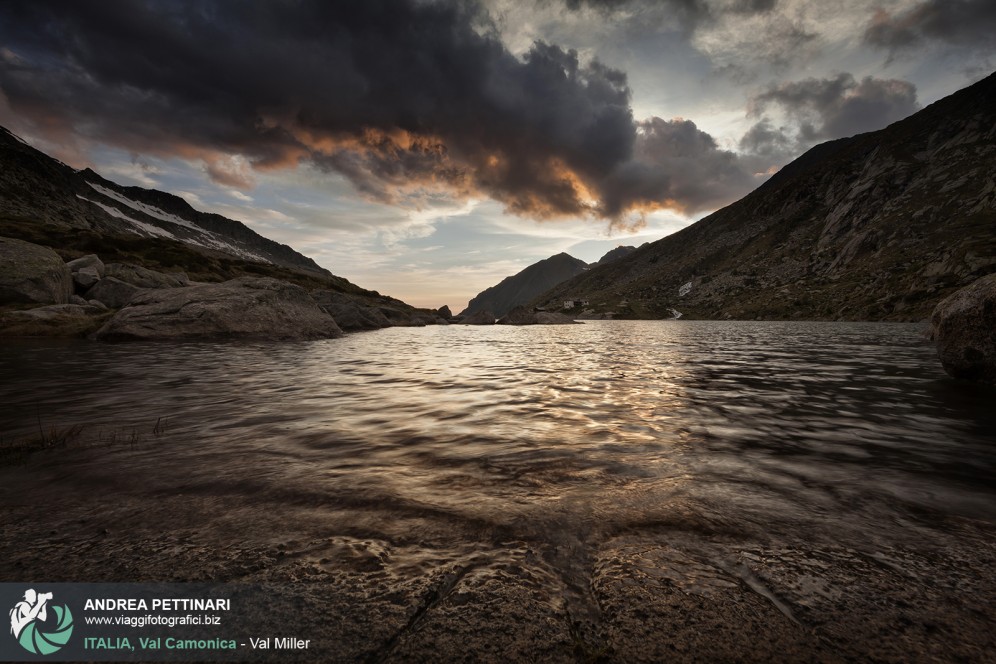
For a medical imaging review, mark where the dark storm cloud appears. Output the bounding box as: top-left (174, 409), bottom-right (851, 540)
top-left (864, 0), bottom-right (996, 55)
top-left (601, 117), bottom-right (756, 218)
top-left (738, 118), bottom-right (793, 157)
top-left (748, 73), bottom-right (920, 143)
top-left (0, 0), bottom-right (758, 221)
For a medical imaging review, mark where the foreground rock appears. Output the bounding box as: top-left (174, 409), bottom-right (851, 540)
top-left (1, 467), bottom-right (992, 662)
top-left (930, 273), bottom-right (996, 384)
top-left (0, 237), bottom-right (72, 305)
top-left (96, 277), bottom-right (343, 341)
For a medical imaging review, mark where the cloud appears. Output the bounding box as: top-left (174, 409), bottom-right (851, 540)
top-left (204, 155), bottom-right (255, 190)
top-left (556, 0), bottom-right (815, 70)
top-left (601, 117), bottom-right (758, 219)
top-left (735, 72), bottom-right (920, 177)
top-left (227, 190), bottom-right (253, 203)
top-left (748, 73), bottom-right (920, 143)
top-left (864, 0), bottom-right (996, 56)
top-left (738, 118), bottom-right (793, 157)
top-left (175, 190), bottom-right (204, 207)
top-left (0, 0), bottom-right (759, 224)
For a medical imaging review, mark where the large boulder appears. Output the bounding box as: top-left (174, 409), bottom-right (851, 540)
top-left (437, 305), bottom-right (453, 320)
top-left (460, 310), bottom-right (496, 325)
top-left (105, 263), bottom-right (188, 288)
top-left (84, 277), bottom-right (143, 309)
top-left (66, 254), bottom-right (106, 278)
top-left (73, 266), bottom-right (102, 290)
top-left (67, 254), bottom-right (106, 291)
top-left (311, 290), bottom-right (391, 331)
top-left (0, 237), bottom-right (72, 305)
top-left (930, 273), bottom-right (996, 384)
top-left (96, 277), bottom-right (344, 341)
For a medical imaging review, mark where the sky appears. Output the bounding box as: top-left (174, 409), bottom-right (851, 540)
top-left (0, 1), bottom-right (993, 310)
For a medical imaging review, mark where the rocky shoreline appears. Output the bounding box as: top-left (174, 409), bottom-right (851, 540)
top-left (0, 237), bottom-right (587, 342)
top-left (4, 235), bottom-right (995, 386)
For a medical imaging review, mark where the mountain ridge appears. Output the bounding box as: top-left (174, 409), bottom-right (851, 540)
top-left (534, 71), bottom-right (996, 321)
top-left (0, 126), bottom-right (331, 278)
top-left (460, 245), bottom-right (640, 317)
top-left (461, 252), bottom-right (588, 317)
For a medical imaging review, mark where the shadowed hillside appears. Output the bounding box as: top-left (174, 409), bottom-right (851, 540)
top-left (537, 72), bottom-right (996, 321)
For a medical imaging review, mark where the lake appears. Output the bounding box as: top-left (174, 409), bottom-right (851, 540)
top-left (1, 321), bottom-right (994, 661)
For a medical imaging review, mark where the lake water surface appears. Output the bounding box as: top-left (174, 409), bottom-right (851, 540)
top-left (2, 321), bottom-right (994, 660)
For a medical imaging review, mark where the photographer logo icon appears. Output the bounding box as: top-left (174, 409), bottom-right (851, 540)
top-left (9, 589), bottom-right (74, 655)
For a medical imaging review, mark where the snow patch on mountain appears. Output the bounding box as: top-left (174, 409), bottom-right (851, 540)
top-left (87, 182), bottom-right (203, 232)
top-left (83, 182), bottom-right (269, 263)
top-left (77, 195), bottom-right (176, 239)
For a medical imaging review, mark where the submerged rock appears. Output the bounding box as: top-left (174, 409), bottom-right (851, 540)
top-left (96, 277), bottom-right (343, 341)
top-left (930, 273), bottom-right (996, 384)
top-left (0, 236), bottom-right (72, 305)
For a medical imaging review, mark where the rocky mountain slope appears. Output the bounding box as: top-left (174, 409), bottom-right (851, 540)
top-left (0, 125), bottom-right (449, 336)
top-left (536, 72), bottom-right (996, 321)
top-left (460, 246), bottom-right (641, 317)
top-left (0, 126), bottom-right (410, 297)
top-left (594, 245), bottom-right (638, 266)
top-left (461, 252), bottom-right (588, 317)
top-left (0, 126), bottom-right (328, 276)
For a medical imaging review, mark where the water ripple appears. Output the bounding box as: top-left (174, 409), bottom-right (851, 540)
top-left (1, 320), bottom-right (994, 549)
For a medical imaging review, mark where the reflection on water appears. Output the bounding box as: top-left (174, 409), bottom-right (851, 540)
top-left (1, 321), bottom-right (994, 552)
